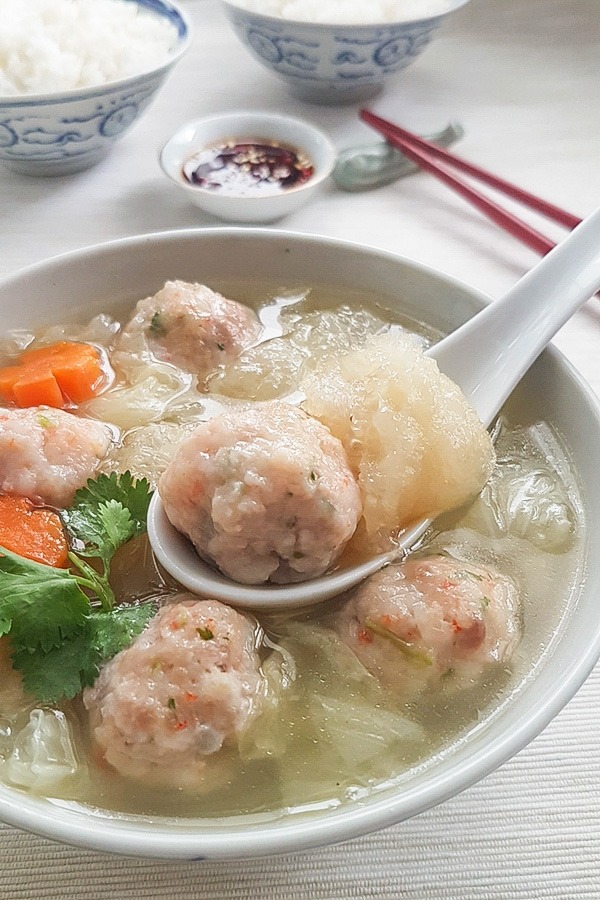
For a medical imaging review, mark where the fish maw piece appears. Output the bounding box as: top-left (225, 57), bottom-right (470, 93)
top-left (302, 332), bottom-right (495, 534)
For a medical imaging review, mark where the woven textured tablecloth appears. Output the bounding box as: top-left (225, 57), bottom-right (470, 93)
top-left (1, 1), bottom-right (599, 896)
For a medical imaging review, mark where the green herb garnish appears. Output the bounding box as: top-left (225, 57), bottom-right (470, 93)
top-left (196, 626), bottom-right (214, 641)
top-left (0, 471), bottom-right (155, 703)
top-left (61, 472), bottom-right (152, 609)
top-left (0, 548), bottom-right (89, 651)
top-left (148, 310), bottom-right (167, 337)
top-left (364, 617), bottom-right (433, 667)
top-left (35, 412), bottom-right (55, 430)
top-left (456, 569), bottom-right (486, 583)
top-left (167, 697), bottom-right (177, 710)
top-left (11, 604), bottom-right (154, 704)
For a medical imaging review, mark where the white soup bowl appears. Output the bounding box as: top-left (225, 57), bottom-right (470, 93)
top-left (0, 229), bottom-right (599, 859)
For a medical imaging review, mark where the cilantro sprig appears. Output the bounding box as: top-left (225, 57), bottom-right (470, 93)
top-left (0, 471), bottom-right (155, 703)
top-left (11, 604), bottom-right (155, 703)
top-left (62, 472), bottom-right (153, 609)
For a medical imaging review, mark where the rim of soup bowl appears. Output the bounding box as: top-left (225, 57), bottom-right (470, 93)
top-left (0, 228), bottom-right (599, 859)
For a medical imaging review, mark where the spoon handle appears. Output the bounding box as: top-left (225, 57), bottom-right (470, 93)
top-left (428, 204), bottom-right (600, 426)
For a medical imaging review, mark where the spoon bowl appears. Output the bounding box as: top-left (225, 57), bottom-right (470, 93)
top-left (149, 206), bottom-right (600, 609)
top-left (148, 494), bottom-right (428, 609)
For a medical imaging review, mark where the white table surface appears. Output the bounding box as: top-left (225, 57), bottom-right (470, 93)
top-left (1, 1), bottom-right (600, 897)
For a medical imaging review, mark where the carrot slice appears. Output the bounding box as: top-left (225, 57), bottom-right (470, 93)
top-left (51, 352), bottom-right (105, 402)
top-left (0, 365), bottom-right (20, 403)
top-left (0, 494), bottom-right (69, 568)
top-left (0, 341), bottom-right (110, 409)
top-left (12, 370), bottom-right (64, 409)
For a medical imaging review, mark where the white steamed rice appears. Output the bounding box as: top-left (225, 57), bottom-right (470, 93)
top-left (0, 0), bottom-right (179, 96)
top-left (228, 0), bottom-right (456, 24)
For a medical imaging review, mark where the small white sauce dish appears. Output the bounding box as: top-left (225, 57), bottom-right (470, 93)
top-left (159, 111), bottom-right (337, 222)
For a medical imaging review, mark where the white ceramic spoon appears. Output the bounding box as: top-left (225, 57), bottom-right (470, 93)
top-left (148, 205), bottom-right (600, 610)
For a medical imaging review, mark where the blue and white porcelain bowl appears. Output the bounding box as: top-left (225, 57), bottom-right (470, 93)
top-left (0, 0), bottom-right (192, 176)
top-left (219, 0), bottom-right (470, 104)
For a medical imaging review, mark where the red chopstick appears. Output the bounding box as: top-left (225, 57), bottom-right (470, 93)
top-left (360, 109), bottom-right (581, 231)
top-left (359, 109), bottom-right (582, 256)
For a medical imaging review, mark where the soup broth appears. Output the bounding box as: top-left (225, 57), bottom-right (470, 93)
top-left (0, 282), bottom-right (585, 821)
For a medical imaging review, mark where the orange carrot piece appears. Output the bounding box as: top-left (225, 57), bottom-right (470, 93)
top-left (51, 352), bottom-right (105, 402)
top-left (0, 494), bottom-right (69, 568)
top-left (19, 342), bottom-right (72, 364)
top-left (12, 370), bottom-right (64, 409)
top-left (0, 365), bottom-right (21, 403)
top-left (0, 341), bottom-right (109, 409)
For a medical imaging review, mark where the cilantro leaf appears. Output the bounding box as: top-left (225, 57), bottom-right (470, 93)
top-left (63, 472), bottom-right (152, 559)
top-left (98, 500), bottom-right (136, 551)
top-left (67, 499), bottom-right (136, 562)
top-left (61, 471), bottom-right (153, 610)
top-left (92, 603), bottom-right (156, 663)
top-left (12, 603), bottom-right (156, 704)
top-left (3, 472), bottom-right (155, 703)
top-left (61, 505), bottom-right (106, 559)
top-left (0, 546), bottom-right (89, 652)
top-left (12, 628), bottom-right (98, 702)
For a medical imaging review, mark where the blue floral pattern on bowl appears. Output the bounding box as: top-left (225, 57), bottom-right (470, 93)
top-left (0, 80), bottom-right (165, 175)
top-left (219, 1), bottom-right (462, 102)
top-left (242, 21), bottom-right (440, 79)
top-left (0, 83), bottom-right (157, 163)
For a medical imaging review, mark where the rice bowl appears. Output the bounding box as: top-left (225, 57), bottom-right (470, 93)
top-left (218, 0), bottom-right (471, 103)
top-left (0, 0), bottom-right (180, 95)
top-left (0, 0), bottom-right (192, 176)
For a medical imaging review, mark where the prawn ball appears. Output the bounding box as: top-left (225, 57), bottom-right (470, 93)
top-left (337, 555), bottom-right (521, 696)
top-left (83, 596), bottom-right (264, 789)
top-left (118, 280), bottom-right (262, 377)
top-left (0, 407), bottom-right (113, 508)
top-left (159, 401), bottom-right (363, 585)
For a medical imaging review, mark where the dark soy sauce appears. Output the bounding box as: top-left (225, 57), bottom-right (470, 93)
top-left (182, 140), bottom-right (315, 196)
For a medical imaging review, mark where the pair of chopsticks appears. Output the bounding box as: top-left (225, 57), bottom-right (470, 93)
top-left (360, 109), bottom-right (581, 257)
